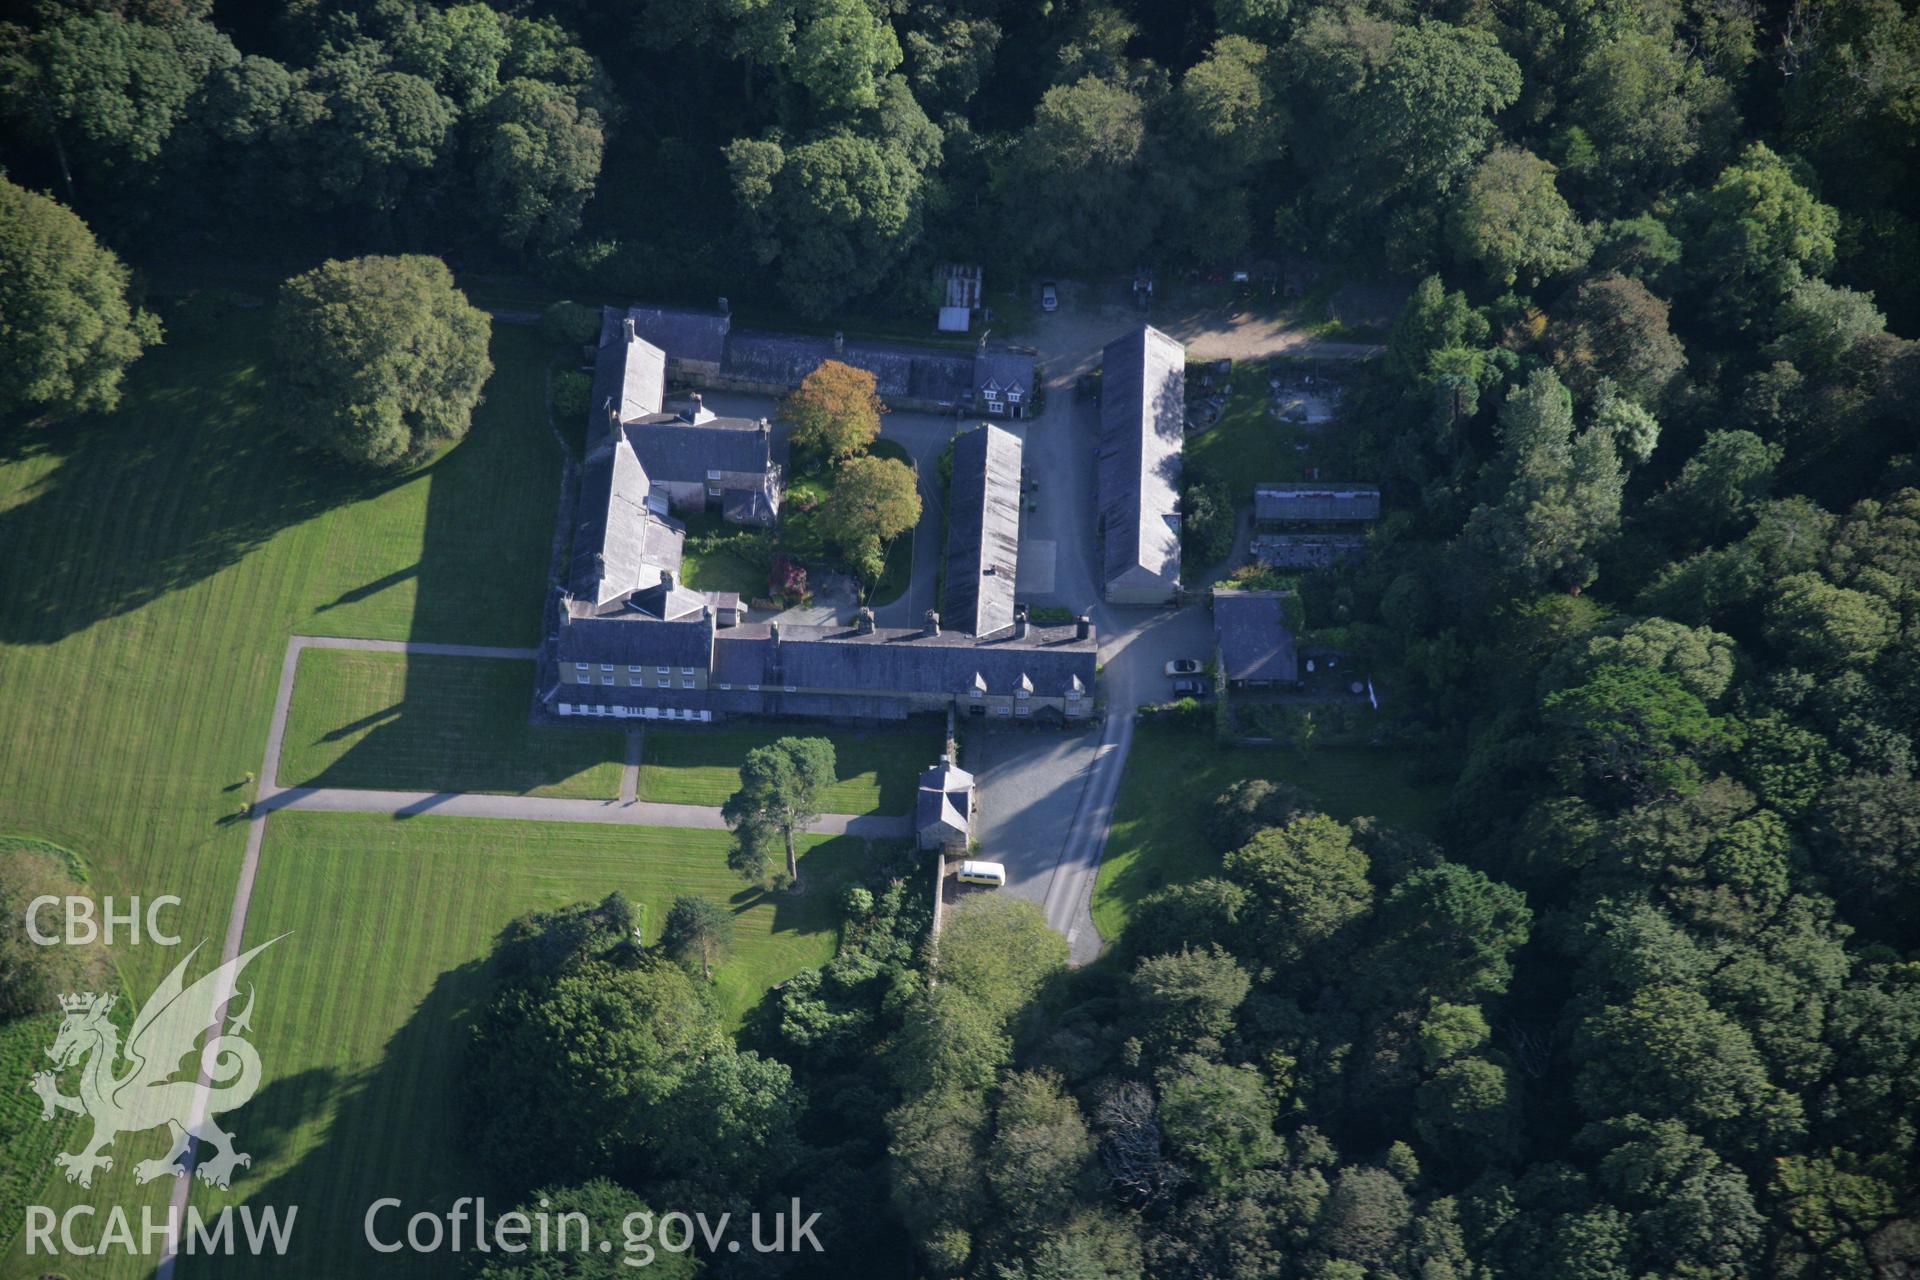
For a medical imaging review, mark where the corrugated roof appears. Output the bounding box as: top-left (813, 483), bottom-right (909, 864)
top-left (943, 424), bottom-right (1023, 637)
top-left (1099, 326), bottom-right (1185, 591)
top-left (1213, 589), bottom-right (1299, 683)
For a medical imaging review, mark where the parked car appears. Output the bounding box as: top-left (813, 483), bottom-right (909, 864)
top-left (1040, 281), bottom-right (1059, 312)
top-left (1171, 677), bottom-right (1210, 698)
top-left (1164, 658), bottom-right (1202, 677)
top-left (956, 860), bottom-right (1007, 887)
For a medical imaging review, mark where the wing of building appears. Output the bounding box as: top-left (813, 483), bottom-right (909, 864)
top-left (943, 423), bottom-right (1023, 639)
top-left (1099, 325), bottom-right (1186, 605)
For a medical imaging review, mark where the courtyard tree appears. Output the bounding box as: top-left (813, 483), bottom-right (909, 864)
top-left (660, 894), bottom-right (733, 978)
top-left (271, 255), bottom-right (492, 468)
top-left (781, 358), bottom-right (884, 461)
top-left (721, 736), bottom-right (836, 889)
top-left (0, 178), bottom-right (162, 420)
top-left (821, 453), bottom-right (921, 586)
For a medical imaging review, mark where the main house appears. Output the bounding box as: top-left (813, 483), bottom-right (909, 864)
top-left (591, 313), bottom-right (783, 527)
top-left (1099, 325), bottom-right (1186, 605)
top-left (610, 302), bottom-right (1038, 419)
top-left (547, 332), bottom-right (1092, 726)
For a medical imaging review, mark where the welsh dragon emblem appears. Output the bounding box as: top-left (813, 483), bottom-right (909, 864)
top-left (30, 937), bottom-right (281, 1190)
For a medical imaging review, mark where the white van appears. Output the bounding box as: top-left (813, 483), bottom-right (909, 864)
top-left (956, 860), bottom-right (1007, 887)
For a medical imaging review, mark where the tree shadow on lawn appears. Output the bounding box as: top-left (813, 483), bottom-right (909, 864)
top-left (0, 342), bottom-right (416, 647)
top-left (192, 957), bottom-right (498, 1279)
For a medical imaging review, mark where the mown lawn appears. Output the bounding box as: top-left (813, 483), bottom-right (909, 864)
top-left (179, 811), bottom-right (875, 1278)
top-left (279, 649), bottom-right (624, 798)
top-left (678, 509), bottom-right (771, 600)
top-left (639, 722), bottom-right (945, 813)
top-left (0, 307), bottom-right (562, 1274)
top-left (1090, 721), bottom-right (1454, 940)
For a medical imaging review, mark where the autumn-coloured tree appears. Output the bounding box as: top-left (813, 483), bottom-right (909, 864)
top-left (780, 358), bottom-right (885, 461)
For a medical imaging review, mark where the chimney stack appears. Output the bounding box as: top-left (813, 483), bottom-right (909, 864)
top-left (1076, 614), bottom-right (1092, 641)
top-left (660, 567), bottom-right (675, 592)
top-left (1013, 605), bottom-right (1029, 640)
top-left (623, 316), bottom-right (635, 341)
top-left (924, 610), bottom-right (941, 638)
top-left (606, 403), bottom-right (620, 438)
top-left (856, 607), bottom-right (876, 635)
top-left (769, 621), bottom-right (780, 646)
top-left (718, 296), bottom-right (729, 315)
top-left (833, 330), bottom-right (845, 355)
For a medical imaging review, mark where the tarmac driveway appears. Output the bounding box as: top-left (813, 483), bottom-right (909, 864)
top-left (968, 728), bottom-right (1102, 907)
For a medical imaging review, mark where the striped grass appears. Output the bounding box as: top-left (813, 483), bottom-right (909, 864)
top-left (279, 650), bottom-right (624, 799)
top-left (638, 723), bottom-right (945, 814)
top-left (0, 315), bottom-right (560, 1275)
top-left (178, 811), bottom-right (866, 1278)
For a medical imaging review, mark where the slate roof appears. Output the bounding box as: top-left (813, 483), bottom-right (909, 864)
top-left (943, 424), bottom-right (1023, 637)
top-left (916, 758), bottom-right (974, 836)
top-left (1213, 589), bottom-right (1299, 684)
top-left (571, 436), bottom-right (684, 607)
top-left (1099, 326), bottom-right (1186, 592)
top-left (974, 351), bottom-right (1034, 397)
top-left (556, 608), bottom-right (715, 670)
top-left (624, 416), bottom-right (774, 484)
top-left (1255, 484), bottom-right (1381, 524)
top-left (699, 620), bottom-right (1094, 699)
top-left (618, 304), bottom-right (731, 367)
top-left (590, 315), bottom-right (666, 435)
top-left (723, 331), bottom-right (980, 404)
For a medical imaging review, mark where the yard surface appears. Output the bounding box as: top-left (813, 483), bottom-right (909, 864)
top-left (639, 722), bottom-right (945, 814)
top-left (279, 649), bottom-right (625, 798)
top-left (175, 811), bottom-right (873, 1277)
top-left (1090, 720), bottom-right (1454, 939)
top-left (678, 509), bottom-right (772, 600)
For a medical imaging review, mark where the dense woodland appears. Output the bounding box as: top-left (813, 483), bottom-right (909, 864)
top-left (3, 0), bottom-right (1919, 1276)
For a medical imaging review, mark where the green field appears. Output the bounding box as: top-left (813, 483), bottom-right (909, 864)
top-left (0, 310), bottom-right (566, 1275)
top-left (175, 811), bottom-right (870, 1277)
top-left (1090, 721), bottom-right (1454, 939)
top-left (639, 722), bottom-right (944, 813)
top-left (280, 648), bottom-right (625, 798)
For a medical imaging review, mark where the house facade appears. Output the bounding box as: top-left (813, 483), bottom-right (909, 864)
top-left (1099, 326), bottom-right (1186, 605)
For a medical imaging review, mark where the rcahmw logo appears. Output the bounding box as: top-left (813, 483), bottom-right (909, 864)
top-left (25, 1204), bottom-right (297, 1259)
top-left (30, 935), bottom-right (284, 1191)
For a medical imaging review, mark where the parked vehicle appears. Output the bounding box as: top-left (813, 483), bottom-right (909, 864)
top-left (1171, 678), bottom-right (1210, 697)
top-left (1040, 281), bottom-right (1058, 312)
top-left (1165, 658), bottom-right (1202, 677)
top-left (956, 860), bottom-right (1007, 887)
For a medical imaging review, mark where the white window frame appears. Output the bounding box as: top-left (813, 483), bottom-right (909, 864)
top-left (628, 664), bottom-right (644, 674)
top-left (600, 663), bottom-right (614, 672)
top-left (600, 675), bottom-right (613, 686)
top-left (657, 665), bottom-right (671, 675)
top-left (575, 662), bottom-right (590, 673)
top-left (656, 678), bottom-right (671, 688)
top-left (681, 666), bottom-right (695, 675)
top-left (680, 678), bottom-right (695, 689)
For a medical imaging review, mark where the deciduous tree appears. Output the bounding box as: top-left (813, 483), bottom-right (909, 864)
top-left (721, 736), bottom-right (836, 888)
top-left (0, 177), bottom-right (161, 418)
top-left (271, 254), bottom-right (492, 468)
top-left (781, 359), bottom-right (884, 461)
